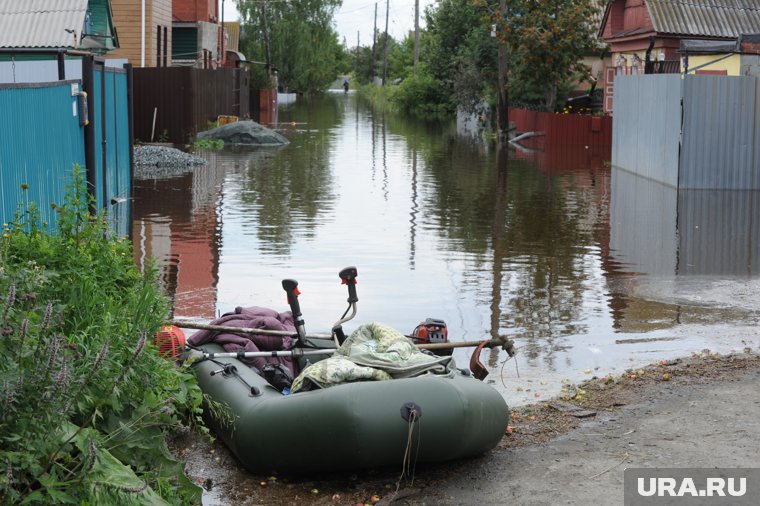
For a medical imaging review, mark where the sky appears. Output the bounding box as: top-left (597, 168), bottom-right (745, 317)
top-left (221, 0), bottom-right (435, 47)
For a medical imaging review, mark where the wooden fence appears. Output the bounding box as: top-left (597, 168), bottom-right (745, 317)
top-left (133, 67), bottom-right (250, 144)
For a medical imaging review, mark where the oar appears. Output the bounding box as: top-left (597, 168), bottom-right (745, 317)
top-left (172, 320), bottom-right (313, 338)
top-left (192, 348), bottom-right (337, 360)
top-left (416, 338), bottom-right (512, 351)
top-left (185, 335), bottom-right (514, 360)
top-left (173, 320), bottom-right (513, 349)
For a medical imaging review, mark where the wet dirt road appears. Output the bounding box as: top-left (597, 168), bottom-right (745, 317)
top-left (175, 353), bottom-right (760, 505)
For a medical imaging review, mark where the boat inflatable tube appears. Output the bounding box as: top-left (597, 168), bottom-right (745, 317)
top-left (193, 343), bottom-right (510, 473)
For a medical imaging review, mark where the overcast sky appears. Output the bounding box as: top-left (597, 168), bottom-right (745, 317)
top-left (221, 0), bottom-right (435, 47)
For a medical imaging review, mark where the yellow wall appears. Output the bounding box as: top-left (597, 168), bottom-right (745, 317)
top-left (686, 54), bottom-right (741, 75)
top-left (108, 0), bottom-right (172, 67)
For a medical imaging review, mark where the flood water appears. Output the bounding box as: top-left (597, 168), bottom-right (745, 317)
top-left (133, 93), bottom-right (760, 405)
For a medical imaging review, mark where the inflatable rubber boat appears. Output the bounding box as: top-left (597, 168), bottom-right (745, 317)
top-left (183, 268), bottom-right (510, 473)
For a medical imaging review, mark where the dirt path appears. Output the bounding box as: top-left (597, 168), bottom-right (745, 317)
top-left (176, 352), bottom-right (760, 505)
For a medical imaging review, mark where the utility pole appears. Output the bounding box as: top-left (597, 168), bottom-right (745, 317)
top-left (357, 31), bottom-right (360, 50)
top-left (371, 3), bottom-right (377, 81)
top-left (496, 0), bottom-right (508, 140)
top-left (220, 0), bottom-right (225, 67)
top-left (413, 0), bottom-right (420, 73)
top-left (382, 0), bottom-right (389, 86)
top-left (261, 0), bottom-right (271, 79)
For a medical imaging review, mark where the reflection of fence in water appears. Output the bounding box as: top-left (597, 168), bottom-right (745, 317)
top-left (611, 168), bottom-right (759, 276)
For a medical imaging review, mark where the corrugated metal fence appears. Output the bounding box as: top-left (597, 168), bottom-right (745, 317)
top-left (0, 57), bottom-right (132, 236)
top-left (133, 67), bottom-right (249, 144)
top-left (680, 76), bottom-right (759, 189)
top-left (93, 66), bottom-right (132, 233)
top-left (509, 108), bottom-right (613, 148)
top-left (612, 75), bottom-right (682, 187)
top-left (612, 74), bottom-right (760, 190)
top-left (0, 81), bottom-right (85, 228)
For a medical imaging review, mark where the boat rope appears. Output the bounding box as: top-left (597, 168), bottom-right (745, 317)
top-left (394, 405), bottom-right (422, 497)
top-left (499, 352), bottom-right (520, 389)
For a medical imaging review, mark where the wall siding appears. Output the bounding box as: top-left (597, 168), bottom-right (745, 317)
top-left (108, 0), bottom-right (172, 67)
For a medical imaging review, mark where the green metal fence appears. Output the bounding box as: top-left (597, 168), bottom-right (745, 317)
top-left (0, 81), bottom-right (86, 229)
top-left (0, 57), bottom-right (132, 236)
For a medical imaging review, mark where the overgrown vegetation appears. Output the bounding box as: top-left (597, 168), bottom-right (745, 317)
top-left (0, 167), bottom-right (203, 504)
top-left (346, 0), bottom-right (604, 120)
top-left (239, 0), bottom-right (346, 93)
top-left (194, 138), bottom-right (225, 151)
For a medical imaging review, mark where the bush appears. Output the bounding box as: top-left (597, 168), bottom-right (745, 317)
top-left (389, 73), bottom-right (454, 119)
top-left (0, 167), bottom-right (203, 504)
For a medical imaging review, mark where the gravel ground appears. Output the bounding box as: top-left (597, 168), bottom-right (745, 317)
top-left (172, 351), bottom-right (760, 505)
top-left (134, 145), bottom-right (207, 179)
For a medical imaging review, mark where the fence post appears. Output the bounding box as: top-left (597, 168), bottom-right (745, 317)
top-left (82, 55), bottom-right (97, 213)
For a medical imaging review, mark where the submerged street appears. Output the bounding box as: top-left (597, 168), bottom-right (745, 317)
top-left (133, 92), bottom-right (760, 408)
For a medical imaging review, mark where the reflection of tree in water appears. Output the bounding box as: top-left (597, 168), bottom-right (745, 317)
top-left (396, 126), bottom-right (599, 368)
top-left (236, 97), bottom-right (341, 255)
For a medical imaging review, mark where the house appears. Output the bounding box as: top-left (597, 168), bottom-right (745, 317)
top-left (0, 0), bottom-right (118, 54)
top-left (108, 0), bottom-right (172, 67)
top-left (172, 0), bottom-right (222, 68)
top-left (0, 0), bottom-right (118, 82)
top-left (222, 21), bottom-right (245, 68)
top-left (598, 0), bottom-right (760, 111)
top-left (680, 34), bottom-right (760, 76)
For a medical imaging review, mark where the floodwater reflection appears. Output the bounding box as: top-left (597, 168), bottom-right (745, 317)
top-left (132, 95), bottom-right (760, 405)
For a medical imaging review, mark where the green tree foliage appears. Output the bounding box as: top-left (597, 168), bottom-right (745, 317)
top-left (424, 0), bottom-right (497, 112)
top-left (238, 0), bottom-right (345, 93)
top-left (477, 0), bottom-right (604, 110)
top-left (351, 44), bottom-right (376, 85)
top-left (378, 0), bottom-right (602, 117)
top-left (0, 168), bottom-right (203, 504)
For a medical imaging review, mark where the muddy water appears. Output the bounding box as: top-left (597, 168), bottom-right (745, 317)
top-left (132, 93), bottom-right (760, 407)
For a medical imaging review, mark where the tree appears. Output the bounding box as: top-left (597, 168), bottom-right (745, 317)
top-left (478, 0), bottom-right (603, 111)
top-left (237, 0), bottom-right (345, 93)
top-left (424, 0), bottom-right (497, 112)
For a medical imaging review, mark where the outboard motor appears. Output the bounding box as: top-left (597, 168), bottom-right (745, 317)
top-left (410, 318), bottom-right (451, 356)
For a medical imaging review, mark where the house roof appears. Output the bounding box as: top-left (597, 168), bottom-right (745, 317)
top-left (680, 32), bottom-right (760, 53)
top-left (648, 0), bottom-right (760, 38)
top-left (0, 0), bottom-right (118, 51)
top-left (601, 0), bottom-right (760, 41)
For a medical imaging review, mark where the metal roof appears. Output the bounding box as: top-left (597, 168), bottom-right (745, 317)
top-left (647, 0), bottom-right (760, 38)
top-left (0, 0), bottom-right (88, 48)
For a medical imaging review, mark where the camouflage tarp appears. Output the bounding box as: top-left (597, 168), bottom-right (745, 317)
top-left (291, 322), bottom-right (455, 393)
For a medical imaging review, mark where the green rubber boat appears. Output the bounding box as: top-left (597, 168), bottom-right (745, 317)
top-left (191, 341), bottom-right (509, 474)
top-left (184, 267), bottom-right (509, 474)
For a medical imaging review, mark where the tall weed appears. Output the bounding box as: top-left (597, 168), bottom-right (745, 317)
top-left (0, 167), bottom-right (203, 504)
